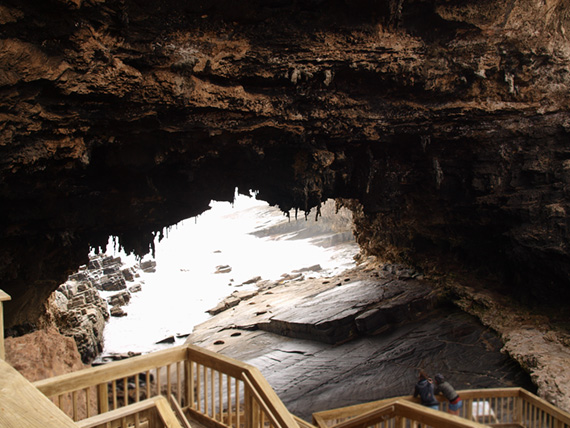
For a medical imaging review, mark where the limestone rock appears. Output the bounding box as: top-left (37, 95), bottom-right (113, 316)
top-left (259, 277), bottom-right (437, 344)
top-left (5, 327), bottom-right (86, 382)
top-left (139, 260), bottom-right (157, 273)
top-left (121, 267), bottom-right (137, 282)
top-left (156, 336), bottom-right (175, 344)
top-left (37, 253), bottom-right (149, 362)
top-left (207, 289), bottom-right (259, 315)
top-left (128, 283), bottom-right (142, 293)
top-left (240, 276), bottom-right (262, 285)
top-left (188, 263), bottom-right (536, 421)
top-left (110, 306), bottom-right (127, 317)
top-left (108, 290), bottom-right (131, 307)
top-left (45, 278), bottom-right (109, 363)
top-left (292, 264), bottom-right (322, 273)
top-left (215, 265), bottom-right (232, 274)
top-left (4, 327), bottom-right (97, 420)
top-left (97, 274), bottom-right (127, 292)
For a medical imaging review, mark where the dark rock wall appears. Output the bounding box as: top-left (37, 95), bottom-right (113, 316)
top-left (1, 0), bottom-right (569, 326)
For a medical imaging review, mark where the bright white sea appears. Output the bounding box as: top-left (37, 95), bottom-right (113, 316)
top-left (98, 193), bottom-right (358, 357)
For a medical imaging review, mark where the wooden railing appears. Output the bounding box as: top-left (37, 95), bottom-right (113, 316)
top-left (7, 340), bottom-right (570, 428)
top-left (516, 388), bottom-right (570, 428)
top-left (76, 396), bottom-right (184, 428)
top-left (0, 289), bottom-right (11, 360)
top-left (313, 388), bottom-right (570, 428)
top-left (1, 286), bottom-right (568, 428)
top-left (33, 343), bottom-right (299, 428)
top-left (331, 399), bottom-right (488, 428)
top-left (31, 340), bottom-right (570, 428)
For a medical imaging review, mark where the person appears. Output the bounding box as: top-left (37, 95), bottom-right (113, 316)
top-left (434, 373), bottom-right (463, 415)
top-left (413, 370), bottom-right (440, 410)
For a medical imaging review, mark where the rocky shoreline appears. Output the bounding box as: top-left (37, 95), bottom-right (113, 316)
top-left (4, 251), bottom-right (569, 421)
top-left (17, 254), bottom-right (157, 363)
top-left (4, 202), bottom-right (569, 420)
top-left (187, 257), bottom-right (569, 421)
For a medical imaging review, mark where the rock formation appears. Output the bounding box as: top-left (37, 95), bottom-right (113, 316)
top-left (188, 260), bottom-right (538, 420)
top-left (44, 274), bottom-right (109, 362)
top-left (0, 0), bottom-right (569, 374)
top-left (4, 327), bottom-right (97, 419)
top-left (4, 327), bottom-right (86, 382)
top-left (32, 253), bottom-right (152, 362)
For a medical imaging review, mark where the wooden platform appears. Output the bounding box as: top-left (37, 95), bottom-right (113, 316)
top-left (0, 359), bottom-right (76, 428)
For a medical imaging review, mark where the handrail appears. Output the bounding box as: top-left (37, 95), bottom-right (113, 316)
top-left (294, 415), bottom-right (318, 428)
top-left (333, 400), bottom-right (489, 428)
top-left (242, 368), bottom-right (299, 428)
top-left (27, 339), bottom-right (570, 428)
top-left (34, 343), bottom-right (301, 428)
top-left (169, 394), bottom-right (193, 428)
top-left (0, 289), bottom-right (11, 360)
top-left (313, 388), bottom-right (570, 428)
top-left (34, 346), bottom-right (188, 398)
top-left (519, 388), bottom-right (570, 425)
top-left (312, 396), bottom-right (404, 427)
top-left (184, 343), bottom-right (299, 428)
top-left (76, 396), bottom-right (183, 428)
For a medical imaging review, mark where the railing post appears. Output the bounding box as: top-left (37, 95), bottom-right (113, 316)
top-left (244, 387), bottom-right (261, 428)
top-left (98, 383), bottom-right (109, 414)
top-left (514, 393), bottom-right (523, 425)
top-left (244, 387), bottom-right (252, 428)
top-left (465, 398), bottom-right (473, 421)
top-left (0, 290), bottom-right (12, 360)
top-left (185, 357), bottom-right (194, 409)
top-left (395, 415), bottom-right (405, 428)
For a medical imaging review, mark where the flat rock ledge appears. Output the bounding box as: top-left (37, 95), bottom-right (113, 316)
top-left (187, 261), bottom-right (538, 421)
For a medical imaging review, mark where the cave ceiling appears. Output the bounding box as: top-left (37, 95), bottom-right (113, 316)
top-left (1, 0), bottom-right (570, 327)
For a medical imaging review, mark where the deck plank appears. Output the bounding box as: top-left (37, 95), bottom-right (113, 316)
top-left (0, 359), bottom-right (77, 428)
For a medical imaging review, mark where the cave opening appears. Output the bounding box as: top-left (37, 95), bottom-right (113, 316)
top-left (84, 190), bottom-right (359, 359)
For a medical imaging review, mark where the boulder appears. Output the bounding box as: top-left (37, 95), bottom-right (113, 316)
top-left (128, 283), bottom-right (142, 293)
top-left (107, 291), bottom-right (131, 308)
top-left (97, 274), bottom-right (127, 291)
top-left (156, 336), bottom-right (175, 344)
top-left (240, 276), bottom-right (262, 285)
top-left (292, 265), bottom-right (322, 273)
top-left (121, 267), bottom-right (137, 282)
top-left (110, 306), bottom-right (127, 317)
top-left (215, 265), bottom-right (232, 274)
top-left (140, 260), bottom-right (157, 273)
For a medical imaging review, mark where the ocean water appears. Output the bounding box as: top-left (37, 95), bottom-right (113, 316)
top-left (99, 193), bottom-right (359, 357)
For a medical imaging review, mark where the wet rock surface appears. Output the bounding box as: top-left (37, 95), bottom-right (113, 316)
top-left (188, 262), bottom-right (536, 421)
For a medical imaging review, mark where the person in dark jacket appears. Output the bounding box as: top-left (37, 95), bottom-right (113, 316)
top-left (413, 370), bottom-right (440, 410)
top-left (434, 373), bottom-right (463, 415)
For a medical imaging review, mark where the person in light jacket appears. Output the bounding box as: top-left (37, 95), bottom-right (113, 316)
top-left (434, 373), bottom-right (463, 415)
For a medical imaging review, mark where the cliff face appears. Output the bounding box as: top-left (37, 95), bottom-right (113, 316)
top-left (1, 0), bottom-right (570, 327)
